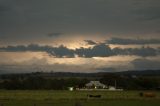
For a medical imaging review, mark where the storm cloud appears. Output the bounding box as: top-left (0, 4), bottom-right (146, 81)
top-left (84, 40), bottom-right (97, 45)
top-left (0, 44), bottom-right (159, 58)
top-left (0, 0), bottom-right (160, 44)
top-left (132, 58), bottom-right (160, 70)
top-left (131, 0), bottom-right (160, 21)
top-left (106, 37), bottom-right (160, 45)
top-left (47, 33), bottom-right (64, 37)
top-left (0, 0), bottom-right (160, 73)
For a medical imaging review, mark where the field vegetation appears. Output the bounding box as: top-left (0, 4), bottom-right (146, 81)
top-left (0, 90), bottom-right (160, 106)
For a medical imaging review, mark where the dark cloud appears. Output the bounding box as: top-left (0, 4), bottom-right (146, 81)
top-left (0, 44), bottom-right (74, 58)
top-left (0, 43), bottom-right (160, 58)
top-left (84, 40), bottom-right (97, 45)
top-left (0, 0), bottom-right (160, 43)
top-left (132, 3), bottom-right (160, 21)
top-left (47, 33), bottom-right (64, 37)
top-left (0, 0), bottom-right (160, 73)
top-left (0, 5), bottom-right (9, 12)
top-left (113, 46), bottom-right (158, 57)
top-left (0, 5), bottom-right (5, 12)
top-left (106, 37), bottom-right (160, 45)
top-left (132, 58), bottom-right (160, 70)
top-left (75, 44), bottom-right (113, 57)
top-left (49, 45), bottom-right (74, 58)
top-left (0, 44), bottom-right (52, 52)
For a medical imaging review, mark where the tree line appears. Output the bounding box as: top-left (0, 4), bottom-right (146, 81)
top-left (0, 73), bottom-right (160, 90)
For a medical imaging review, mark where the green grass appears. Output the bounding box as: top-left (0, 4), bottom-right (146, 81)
top-left (1, 100), bottom-right (160, 106)
top-left (0, 90), bottom-right (160, 106)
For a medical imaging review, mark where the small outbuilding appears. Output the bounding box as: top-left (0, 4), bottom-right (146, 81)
top-left (108, 86), bottom-right (116, 91)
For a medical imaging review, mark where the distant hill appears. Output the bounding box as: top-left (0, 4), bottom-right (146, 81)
top-left (1, 70), bottom-right (160, 78)
top-left (116, 70), bottom-right (160, 76)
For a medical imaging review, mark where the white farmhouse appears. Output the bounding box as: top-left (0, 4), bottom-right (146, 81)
top-left (85, 81), bottom-right (107, 89)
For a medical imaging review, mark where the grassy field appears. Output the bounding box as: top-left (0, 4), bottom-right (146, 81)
top-left (0, 90), bottom-right (160, 106)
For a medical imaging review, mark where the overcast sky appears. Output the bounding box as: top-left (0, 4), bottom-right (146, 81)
top-left (0, 0), bottom-right (160, 73)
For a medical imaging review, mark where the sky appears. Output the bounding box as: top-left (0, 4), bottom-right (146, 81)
top-left (0, 0), bottom-right (160, 73)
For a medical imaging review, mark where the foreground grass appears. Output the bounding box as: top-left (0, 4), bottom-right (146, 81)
top-left (1, 99), bottom-right (160, 106)
top-left (0, 90), bottom-right (160, 106)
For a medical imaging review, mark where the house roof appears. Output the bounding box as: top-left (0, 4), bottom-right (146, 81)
top-left (85, 81), bottom-right (106, 87)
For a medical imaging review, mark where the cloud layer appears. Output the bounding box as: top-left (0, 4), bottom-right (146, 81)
top-left (0, 44), bottom-right (159, 58)
top-left (0, 0), bottom-right (160, 45)
top-left (0, 0), bottom-right (160, 73)
top-left (132, 58), bottom-right (160, 70)
top-left (106, 37), bottom-right (160, 45)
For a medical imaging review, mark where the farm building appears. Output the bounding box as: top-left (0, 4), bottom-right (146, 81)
top-left (108, 86), bottom-right (116, 90)
top-left (85, 81), bottom-right (107, 89)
